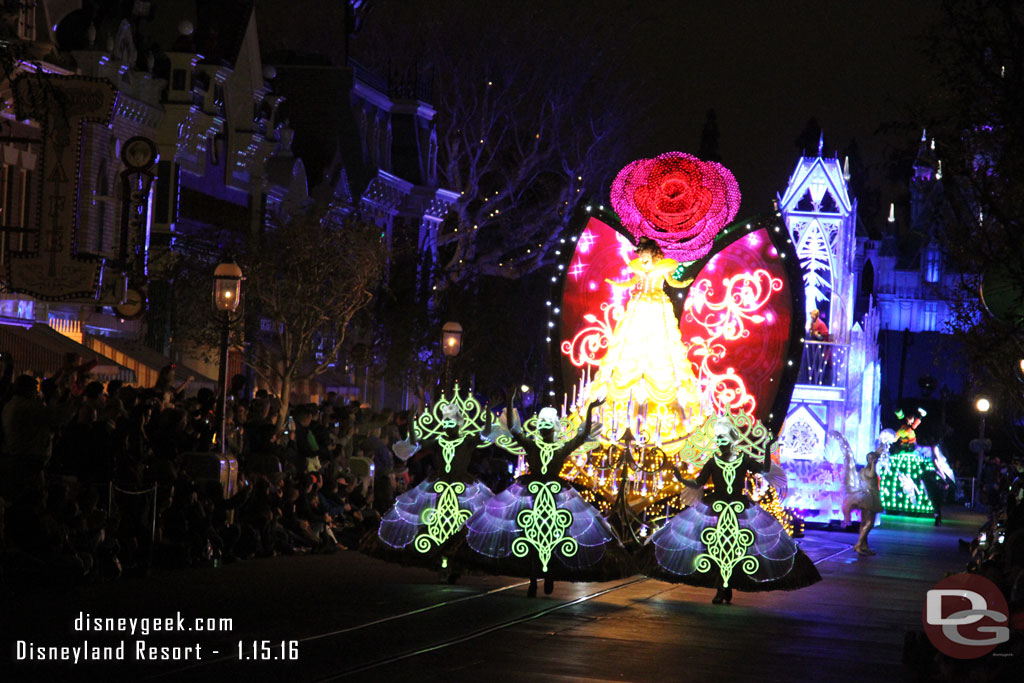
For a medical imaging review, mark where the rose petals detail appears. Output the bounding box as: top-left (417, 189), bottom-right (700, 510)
top-left (610, 152), bottom-right (740, 261)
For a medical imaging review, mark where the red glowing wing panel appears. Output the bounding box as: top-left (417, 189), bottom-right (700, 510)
top-left (680, 227), bottom-right (794, 425)
top-left (558, 215), bottom-right (636, 388)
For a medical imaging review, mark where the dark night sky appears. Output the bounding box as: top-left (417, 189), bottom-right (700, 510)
top-left (613, 1), bottom-right (943, 220)
top-left (344, 0), bottom-right (945, 225)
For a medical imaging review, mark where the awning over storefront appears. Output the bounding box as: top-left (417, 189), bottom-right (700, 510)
top-left (0, 319), bottom-right (136, 383)
top-left (82, 334), bottom-right (216, 391)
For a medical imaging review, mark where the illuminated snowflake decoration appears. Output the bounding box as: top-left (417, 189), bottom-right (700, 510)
top-left (779, 418), bottom-right (820, 459)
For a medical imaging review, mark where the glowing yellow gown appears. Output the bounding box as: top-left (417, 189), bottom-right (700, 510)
top-left (592, 257), bottom-right (703, 426)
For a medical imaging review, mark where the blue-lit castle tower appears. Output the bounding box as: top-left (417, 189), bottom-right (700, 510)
top-left (775, 138), bottom-right (881, 523)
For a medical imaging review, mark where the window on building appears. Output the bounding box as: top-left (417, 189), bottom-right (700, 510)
top-left (924, 248), bottom-right (941, 283)
top-left (860, 259), bottom-right (874, 296)
top-left (923, 301), bottom-right (939, 332)
top-left (172, 69), bottom-right (187, 91)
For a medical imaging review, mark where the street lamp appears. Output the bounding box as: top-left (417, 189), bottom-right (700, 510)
top-left (213, 259), bottom-right (243, 454)
top-left (441, 321), bottom-right (462, 391)
top-left (972, 396), bottom-right (992, 483)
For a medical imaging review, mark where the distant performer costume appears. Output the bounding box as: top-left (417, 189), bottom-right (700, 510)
top-left (839, 429), bottom-right (883, 556)
top-left (892, 408), bottom-right (924, 454)
top-left (459, 400), bottom-right (635, 595)
top-left (639, 416), bottom-right (821, 603)
top-left (363, 386), bottom-right (493, 568)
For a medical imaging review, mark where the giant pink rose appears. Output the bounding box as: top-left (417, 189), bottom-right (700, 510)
top-left (610, 152), bottom-right (740, 262)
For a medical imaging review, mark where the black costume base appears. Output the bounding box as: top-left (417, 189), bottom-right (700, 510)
top-left (636, 542), bottom-right (821, 592)
top-left (359, 529), bottom-right (450, 571)
top-left (446, 534), bottom-right (638, 583)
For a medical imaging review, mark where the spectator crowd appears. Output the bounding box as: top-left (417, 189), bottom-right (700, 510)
top-left (0, 352), bottom-right (517, 589)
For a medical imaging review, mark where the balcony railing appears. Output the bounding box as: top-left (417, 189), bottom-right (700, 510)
top-left (797, 340), bottom-right (848, 388)
top-left (349, 57), bottom-right (434, 103)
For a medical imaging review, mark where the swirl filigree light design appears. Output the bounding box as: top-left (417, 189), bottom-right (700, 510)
top-left (684, 268), bottom-right (783, 417)
top-left (512, 481), bottom-right (577, 573)
top-left (414, 481), bottom-right (472, 553)
top-left (560, 302), bottom-right (623, 369)
top-left (694, 500), bottom-right (758, 588)
top-left (495, 413), bottom-right (575, 476)
top-left (412, 382), bottom-right (488, 472)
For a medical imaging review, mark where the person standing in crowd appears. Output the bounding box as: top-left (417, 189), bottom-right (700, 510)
top-left (365, 423), bottom-right (395, 514)
top-left (2, 375), bottom-right (73, 492)
top-left (53, 352), bottom-right (97, 398)
top-left (293, 406), bottom-right (322, 473)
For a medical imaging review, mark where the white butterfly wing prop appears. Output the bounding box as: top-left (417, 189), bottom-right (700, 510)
top-left (677, 482), bottom-right (703, 507)
top-left (932, 445), bottom-right (956, 483)
top-left (829, 430), bottom-right (863, 494)
top-left (392, 438), bottom-right (420, 462)
top-left (897, 471), bottom-right (920, 497)
top-left (762, 461), bottom-right (789, 502)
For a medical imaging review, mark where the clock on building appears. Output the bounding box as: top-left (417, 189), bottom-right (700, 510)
top-left (121, 136), bottom-right (157, 171)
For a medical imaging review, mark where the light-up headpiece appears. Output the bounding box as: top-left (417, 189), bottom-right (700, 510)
top-left (520, 408), bottom-right (571, 447)
top-left (537, 407), bottom-right (559, 428)
top-left (676, 412), bottom-right (770, 467)
top-left (713, 416), bottom-right (741, 444)
top-left (413, 382), bottom-right (488, 444)
top-left (440, 403), bottom-right (462, 427)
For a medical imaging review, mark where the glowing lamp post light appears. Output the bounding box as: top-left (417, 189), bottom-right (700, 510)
top-left (441, 321), bottom-right (463, 390)
top-left (213, 260), bottom-right (243, 453)
top-left (972, 396), bottom-right (992, 482)
top-left (442, 322), bottom-right (463, 357)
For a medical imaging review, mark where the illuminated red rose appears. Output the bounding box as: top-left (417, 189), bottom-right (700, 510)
top-left (610, 152), bottom-right (740, 262)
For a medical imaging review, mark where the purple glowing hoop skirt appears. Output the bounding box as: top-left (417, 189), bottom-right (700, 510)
top-left (639, 500), bottom-right (821, 591)
top-left (456, 481), bottom-right (636, 581)
top-left (362, 478), bottom-right (493, 568)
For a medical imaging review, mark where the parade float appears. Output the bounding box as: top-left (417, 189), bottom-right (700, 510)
top-left (537, 152), bottom-right (808, 540)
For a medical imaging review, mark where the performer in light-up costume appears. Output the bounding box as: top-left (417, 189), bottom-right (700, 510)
top-left (459, 399), bottom-right (635, 597)
top-left (592, 237), bottom-right (704, 436)
top-left (363, 385), bottom-right (493, 571)
top-left (639, 415), bottom-right (821, 604)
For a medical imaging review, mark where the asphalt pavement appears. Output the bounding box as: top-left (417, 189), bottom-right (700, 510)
top-left (2, 509), bottom-right (987, 682)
